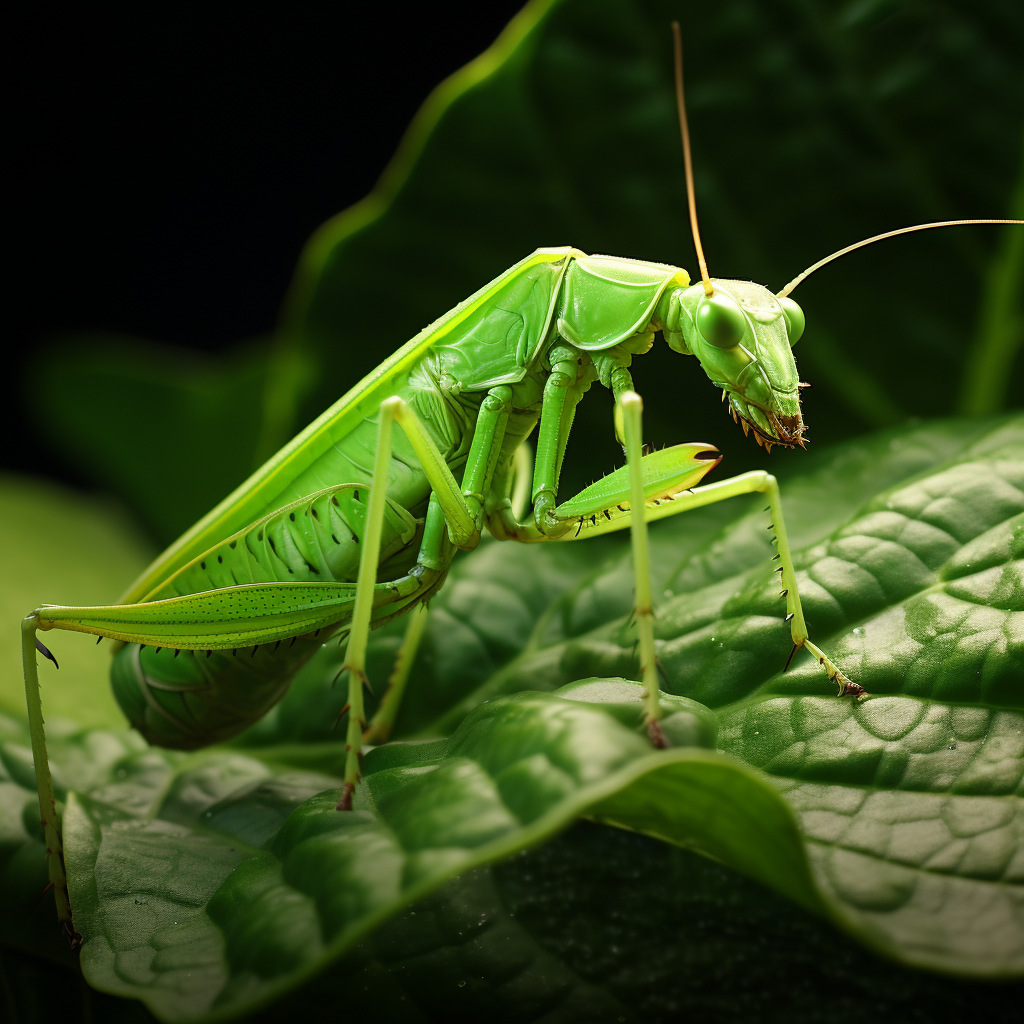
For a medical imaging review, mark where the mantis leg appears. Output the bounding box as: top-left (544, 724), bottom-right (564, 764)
top-left (336, 399), bottom-right (401, 808)
top-left (510, 441), bottom-right (533, 521)
top-left (338, 391), bottom-right (517, 800)
top-left (21, 618), bottom-right (80, 946)
top-left (364, 386), bottom-right (515, 744)
top-left (618, 391), bottom-right (666, 745)
top-left (555, 469), bottom-right (854, 694)
top-left (385, 398), bottom-right (477, 547)
top-left (363, 601), bottom-right (429, 744)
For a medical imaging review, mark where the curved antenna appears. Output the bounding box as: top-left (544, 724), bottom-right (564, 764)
top-left (672, 21), bottom-right (713, 297)
top-left (778, 219), bottom-right (1024, 297)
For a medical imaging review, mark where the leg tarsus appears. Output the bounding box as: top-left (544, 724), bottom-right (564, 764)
top-left (336, 782), bottom-right (355, 812)
top-left (647, 718), bottom-right (668, 749)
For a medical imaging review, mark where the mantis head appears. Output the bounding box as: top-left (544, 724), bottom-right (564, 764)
top-left (667, 280), bottom-right (808, 449)
top-left (665, 21), bottom-right (1018, 452)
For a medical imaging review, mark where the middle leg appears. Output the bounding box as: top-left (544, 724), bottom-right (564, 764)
top-left (618, 390), bottom-right (667, 746)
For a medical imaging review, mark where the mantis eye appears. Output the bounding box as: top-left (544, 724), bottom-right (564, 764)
top-left (779, 296), bottom-right (805, 345)
top-left (695, 292), bottom-right (746, 349)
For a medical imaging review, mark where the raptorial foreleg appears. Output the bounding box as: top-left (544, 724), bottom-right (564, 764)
top-left (552, 469), bottom-right (855, 694)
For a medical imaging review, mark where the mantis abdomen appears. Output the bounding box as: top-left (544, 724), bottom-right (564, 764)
top-left (109, 375), bottom-right (476, 748)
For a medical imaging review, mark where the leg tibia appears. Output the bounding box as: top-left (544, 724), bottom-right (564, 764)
top-left (618, 391), bottom-right (664, 745)
top-left (339, 401), bottom-right (397, 806)
top-left (364, 601), bottom-right (429, 744)
top-left (21, 617), bottom-right (80, 946)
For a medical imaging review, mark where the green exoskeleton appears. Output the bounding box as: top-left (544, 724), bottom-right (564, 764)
top-left (21, 24), bottom-right (1022, 946)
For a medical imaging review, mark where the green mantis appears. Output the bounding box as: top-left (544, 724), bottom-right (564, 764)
top-left (20, 23), bottom-right (1022, 948)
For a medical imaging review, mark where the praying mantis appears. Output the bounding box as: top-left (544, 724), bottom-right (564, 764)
top-left (20, 22), bottom-right (1021, 948)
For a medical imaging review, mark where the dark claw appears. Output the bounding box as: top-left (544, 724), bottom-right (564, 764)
top-left (35, 638), bottom-right (59, 669)
top-left (783, 642), bottom-right (800, 673)
top-left (63, 922), bottom-right (84, 950)
top-left (647, 719), bottom-right (668, 749)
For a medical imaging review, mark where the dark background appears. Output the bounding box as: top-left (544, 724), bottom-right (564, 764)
top-left (9, 5), bottom-right (525, 483)
top-left (9, 0), bottom-right (1022, 549)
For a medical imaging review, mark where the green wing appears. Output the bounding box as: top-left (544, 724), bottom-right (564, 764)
top-left (121, 248), bottom-right (575, 603)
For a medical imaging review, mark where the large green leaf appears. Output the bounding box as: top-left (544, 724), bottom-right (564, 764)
top-left (1, 416), bottom-right (1020, 1022)
top-left (9, 823), bottom-right (1023, 1024)
top-left (253, 414), bottom-right (1020, 740)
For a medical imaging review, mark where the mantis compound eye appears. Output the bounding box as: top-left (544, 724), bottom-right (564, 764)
top-left (695, 292), bottom-right (747, 349)
top-left (779, 296), bottom-right (805, 345)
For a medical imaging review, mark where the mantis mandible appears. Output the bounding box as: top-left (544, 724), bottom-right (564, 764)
top-left (21, 23), bottom-right (1022, 946)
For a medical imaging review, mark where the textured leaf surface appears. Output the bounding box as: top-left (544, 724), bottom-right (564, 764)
top-left (55, 690), bottom-right (811, 1021)
top-left (0, 418), bottom-right (1018, 1021)
top-left (250, 415), bottom-right (1024, 979)
top-left (9, 824), bottom-right (1024, 1024)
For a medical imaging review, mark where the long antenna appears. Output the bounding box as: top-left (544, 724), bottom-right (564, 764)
top-left (778, 219), bottom-right (1023, 297)
top-left (672, 21), bottom-right (713, 297)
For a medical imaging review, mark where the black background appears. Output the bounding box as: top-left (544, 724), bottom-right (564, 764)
top-left (9, 5), bottom-right (526, 481)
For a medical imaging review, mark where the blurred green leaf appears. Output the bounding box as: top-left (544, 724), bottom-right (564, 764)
top-left (0, 476), bottom-right (151, 728)
top-left (23, 336), bottom-right (296, 546)
top-left (280, 0), bottom-right (1024, 500)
